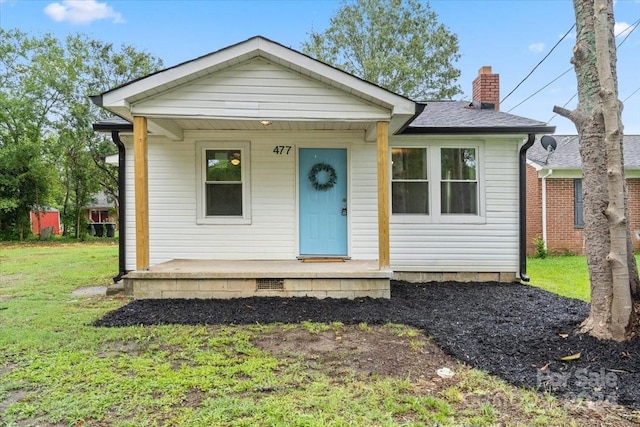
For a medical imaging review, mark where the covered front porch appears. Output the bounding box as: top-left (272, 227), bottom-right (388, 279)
top-left (124, 259), bottom-right (392, 299)
top-left (91, 37), bottom-right (420, 300)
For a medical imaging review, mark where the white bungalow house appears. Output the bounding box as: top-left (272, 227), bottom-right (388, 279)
top-left (91, 36), bottom-right (554, 299)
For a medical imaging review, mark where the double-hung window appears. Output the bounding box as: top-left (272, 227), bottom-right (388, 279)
top-left (390, 142), bottom-right (483, 223)
top-left (574, 179), bottom-right (584, 228)
top-left (391, 148), bottom-right (429, 214)
top-left (197, 141), bottom-right (251, 224)
top-left (440, 147), bottom-right (478, 215)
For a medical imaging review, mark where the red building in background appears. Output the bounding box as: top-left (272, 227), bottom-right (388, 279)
top-left (30, 208), bottom-right (61, 237)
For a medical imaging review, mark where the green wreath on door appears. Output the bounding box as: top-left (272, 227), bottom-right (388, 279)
top-left (308, 163), bottom-right (337, 191)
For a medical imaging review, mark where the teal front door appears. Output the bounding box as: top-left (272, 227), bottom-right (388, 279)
top-left (299, 148), bottom-right (348, 256)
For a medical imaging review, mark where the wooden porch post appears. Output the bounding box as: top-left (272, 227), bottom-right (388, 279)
top-left (377, 121), bottom-right (390, 269)
top-left (133, 116), bottom-right (149, 270)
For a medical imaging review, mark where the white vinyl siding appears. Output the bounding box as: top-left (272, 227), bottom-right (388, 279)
top-left (122, 131), bottom-right (522, 275)
top-left (123, 131), bottom-right (372, 269)
top-left (389, 136), bottom-right (521, 273)
top-left (131, 58), bottom-right (390, 121)
top-left (349, 143), bottom-right (379, 260)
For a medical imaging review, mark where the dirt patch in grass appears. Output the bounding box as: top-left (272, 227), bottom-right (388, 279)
top-left (97, 340), bottom-right (142, 358)
top-left (95, 281), bottom-right (640, 415)
top-left (0, 272), bottom-right (24, 292)
top-left (255, 325), bottom-right (454, 380)
top-left (71, 286), bottom-right (107, 296)
top-left (254, 325), bottom-right (638, 426)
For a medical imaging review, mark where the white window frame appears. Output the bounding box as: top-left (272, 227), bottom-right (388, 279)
top-left (195, 141), bottom-right (251, 225)
top-left (390, 141), bottom-right (485, 224)
top-left (436, 145), bottom-right (483, 223)
top-left (390, 146), bottom-right (431, 219)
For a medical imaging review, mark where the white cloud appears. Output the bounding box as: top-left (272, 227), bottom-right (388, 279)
top-left (44, 0), bottom-right (124, 25)
top-left (529, 43), bottom-right (545, 53)
top-left (615, 21), bottom-right (632, 37)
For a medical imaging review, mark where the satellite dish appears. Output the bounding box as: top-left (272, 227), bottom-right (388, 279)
top-left (540, 135), bottom-right (557, 153)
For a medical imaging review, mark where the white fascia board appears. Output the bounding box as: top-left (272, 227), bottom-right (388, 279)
top-left (526, 159), bottom-right (543, 171)
top-left (104, 154), bottom-right (119, 165)
top-left (540, 167), bottom-right (580, 179)
top-left (545, 168), bottom-right (640, 179)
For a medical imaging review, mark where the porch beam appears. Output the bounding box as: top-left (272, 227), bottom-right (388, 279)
top-left (377, 121), bottom-right (390, 269)
top-left (133, 116), bottom-right (150, 270)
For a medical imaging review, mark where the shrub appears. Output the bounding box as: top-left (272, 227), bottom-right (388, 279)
top-left (533, 236), bottom-right (547, 259)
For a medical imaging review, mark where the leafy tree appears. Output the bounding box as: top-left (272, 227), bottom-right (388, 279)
top-left (0, 29), bottom-right (162, 239)
top-left (302, 0), bottom-right (461, 100)
top-left (553, 0), bottom-right (639, 341)
top-left (0, 30), bottom-right (64, 239)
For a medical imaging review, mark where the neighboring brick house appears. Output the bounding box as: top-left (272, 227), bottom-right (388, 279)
top-left (526, 135), bottom-right (640, 255)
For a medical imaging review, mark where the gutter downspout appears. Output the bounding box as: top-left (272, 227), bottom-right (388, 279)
top-left (540, 169), bottom-right (553, 251)
top-left (111, 131), bottom-right (128, 282)
top-left (518, 133), bottom-right (536, 282)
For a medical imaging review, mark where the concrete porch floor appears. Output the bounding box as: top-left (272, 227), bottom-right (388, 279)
top-left (124, 259), bottom-right (392, 300)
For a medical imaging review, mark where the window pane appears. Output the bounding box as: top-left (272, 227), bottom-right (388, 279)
top-left (392, 148), bottom-right (427, 180)
top-left (206, 150), bottom-right (241, 182)
top-left (392, 182), bottom-right (429, 214)
top-left (206, 183), bottom-right (242, 216)
top-left (574, 179), bottom-right (584, 228)
top-left (441, 182), bottom-right (477, 214)
top-left (441, 148), bottom-right (476, 180)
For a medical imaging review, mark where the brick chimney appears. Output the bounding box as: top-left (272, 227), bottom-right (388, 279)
top-left (472, 66), bottom-right (499, 111)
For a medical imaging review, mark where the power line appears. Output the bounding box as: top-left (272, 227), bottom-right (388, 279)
top-left (548, 87), bottom-right (640, 125)
top-left (508, 17), bottom-right (640, 115)
top-left (506, 68), bottom-right (573, 113)
top-left (500, 23), bottom-right (575, 105)
top-left (622, 87), bottom-right (640, 103)
top-left (617, 18), bottom-right (640, 46)
top-left (547, 93), bottom-right (577, 124)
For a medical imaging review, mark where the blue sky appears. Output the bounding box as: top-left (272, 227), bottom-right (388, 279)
top-left (1, 0), bottom-right (639, 134)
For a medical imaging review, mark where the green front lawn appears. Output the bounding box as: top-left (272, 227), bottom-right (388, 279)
top-left (527, 255), bottom-right (591, 302)
top-left (528, 254), bottom-right (640, 302)
top-left (1, 242), bottom-right (636, 426)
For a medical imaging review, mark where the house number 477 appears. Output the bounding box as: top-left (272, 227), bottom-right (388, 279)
top-left (273, 145), bottom-right (292, 155)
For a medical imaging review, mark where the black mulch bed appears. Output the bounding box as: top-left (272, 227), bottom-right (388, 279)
top-left (95, 281), bottom-right (640, 409)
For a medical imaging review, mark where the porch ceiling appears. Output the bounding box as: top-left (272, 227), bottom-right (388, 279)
top-left (167, 118), bottom-right (375, 133)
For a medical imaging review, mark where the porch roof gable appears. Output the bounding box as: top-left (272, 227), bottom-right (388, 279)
top-left (92, 36), bottom-right (417, 139)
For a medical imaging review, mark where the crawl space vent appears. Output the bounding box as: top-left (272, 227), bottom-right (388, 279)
top-left (256, 278), bottom-right (284, 291)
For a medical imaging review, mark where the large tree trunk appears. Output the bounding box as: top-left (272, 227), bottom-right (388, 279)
top-left (553, 0), bottom-right (637, 341)
top-left (593, 0), bottom-right (632, 339)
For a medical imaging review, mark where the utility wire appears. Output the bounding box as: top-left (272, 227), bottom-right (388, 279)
top-left (500, 23), bottom-right (575, 105)
top-left (547, 93), bottom-right (577, 124)
top-left (617, 18), bottom-right (640, 46)
top-left (510, 17), bottom-right (640, 117)
top-left (622, 87), bottom-right (640, 103)
top-left (507, 68), bottom-right (573, 113)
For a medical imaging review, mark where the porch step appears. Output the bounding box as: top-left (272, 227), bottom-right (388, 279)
top-left (124, 260), bottom-right (391, 300)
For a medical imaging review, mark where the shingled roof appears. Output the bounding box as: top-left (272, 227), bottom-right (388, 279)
top-left (401, 101), bottom-right (555, 134)
top-left (527, 134), bottom-right (640, 169)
